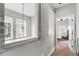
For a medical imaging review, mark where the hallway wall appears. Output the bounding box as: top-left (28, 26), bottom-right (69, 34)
top-left (76, 4), bottom-right (79, 52)
top-left (40, 3), bottom-right (55, 56)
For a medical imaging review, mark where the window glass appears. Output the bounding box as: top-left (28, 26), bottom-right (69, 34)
top-left (4, 16), bottom-right (13, 40)
top-left (16, 19), bottom-right (26, 38)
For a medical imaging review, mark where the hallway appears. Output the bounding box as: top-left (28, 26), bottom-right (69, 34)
top-left (0, 3), bottom-right (78, 56)
top-left (51, 40), bottom-right (74, 56)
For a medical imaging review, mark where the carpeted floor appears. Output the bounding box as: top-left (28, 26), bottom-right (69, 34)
top-left (51, 40), bottom-right (74, 56)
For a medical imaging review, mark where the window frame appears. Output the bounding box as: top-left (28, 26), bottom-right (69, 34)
top-left (4, 16), bottom-right (32, 41)
top-left (4, 3), bottom-right (39, 45)
top-left (15, 18), bottom-right (27, 39)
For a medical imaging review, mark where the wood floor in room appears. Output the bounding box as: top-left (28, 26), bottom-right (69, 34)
top-left (51, 40), bottom-right (74, 56)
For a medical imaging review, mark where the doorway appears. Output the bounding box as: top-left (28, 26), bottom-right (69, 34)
top-left (52, 16), bottom-right (76, 56)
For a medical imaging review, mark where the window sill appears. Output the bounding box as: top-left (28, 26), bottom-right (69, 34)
top-left (5, 36), bottom-right (39, 44)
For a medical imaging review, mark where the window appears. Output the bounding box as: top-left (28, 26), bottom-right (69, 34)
top-left (4, 3), bottom-right (38, 44)
top-left (16, 19), bottom-right (26, 38)
top-left (4, 16), bottom-right (13, 40)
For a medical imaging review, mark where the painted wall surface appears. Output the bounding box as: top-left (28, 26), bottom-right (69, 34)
top-left (76, 4), bottom-right (79, 52)
top-left (40, 4), bottom-right (55, 56)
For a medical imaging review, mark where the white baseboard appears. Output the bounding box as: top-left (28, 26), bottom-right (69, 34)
top-left (48, 47), bottom-right (55, 56)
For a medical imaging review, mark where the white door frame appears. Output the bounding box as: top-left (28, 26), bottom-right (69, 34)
top-left (54, 15), bottom-right (76, 53)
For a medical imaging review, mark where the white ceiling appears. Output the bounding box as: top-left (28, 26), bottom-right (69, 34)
top-left (49, 3), bottom-right (71, 10)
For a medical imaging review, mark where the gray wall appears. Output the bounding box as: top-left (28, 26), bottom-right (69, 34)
top-left (40, 3), bottom-right (55, 56)
top-left (76, 4), bottom-right (79, 52)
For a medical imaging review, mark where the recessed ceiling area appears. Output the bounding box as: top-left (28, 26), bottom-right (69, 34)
top-left (49, 3), bottom-right (72, 10)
